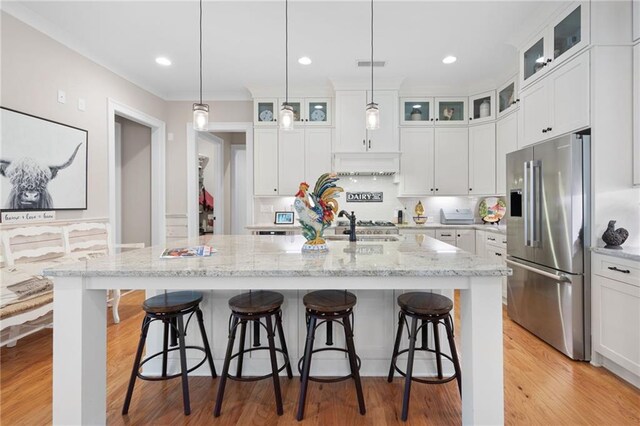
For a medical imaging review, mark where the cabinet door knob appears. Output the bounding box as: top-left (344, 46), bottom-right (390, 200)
top-left (469, 188), bottom-right (472, 191)
top-left (516, 99), bottom-right (520, 103)
top-left (542, 129), bottom-right (547, 133)
top-left (546, 58), bottom-right (552, 63)
top-left (546, 127), bottom-right (552, 131)
top-left (430, 118), bottom-right (434, 121)
top-left (368, 140), bottom-right (371, 149)
top-left (430, 188), bottom-right (433, 192)
top-left (435, 118), bottom-right (439, 121)
top-left (362, 139), bottom-right (366, 146)
top-left (469, 117), bottom-right (473, 120)
top-left (435, 188), bottom-right (439, 191)
top-left (273, 188), bottom-right (277, 192)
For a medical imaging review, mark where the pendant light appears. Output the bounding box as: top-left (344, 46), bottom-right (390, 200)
top-left (365, 0), bottom-right (379, 130)
top-left (279, 0), bottom-right (294, 131)
top-left (193, 0), bottom-right (209, 131)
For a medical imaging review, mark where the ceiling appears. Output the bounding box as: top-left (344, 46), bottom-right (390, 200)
top-left (3, 1), bottom-right (566, 100)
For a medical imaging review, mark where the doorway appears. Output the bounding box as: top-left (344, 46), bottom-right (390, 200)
top-left (114, 116), bottom-right (152, 246)
top-left (187, 123), bottom-right (253, 237)
top-left (196, 132), bottom-right (223, 235)
top-left (108, 99), bottom-right (166, 246)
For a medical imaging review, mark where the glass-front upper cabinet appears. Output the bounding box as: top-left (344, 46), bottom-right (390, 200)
top-left (519, 2), bottom-right (589, 88)
top-left (278, 98), bottom-right (303, 124)
top-left (497, 77), bottom-right (519, 118)
top-left (469, 91), bottom-right (495, 124)
top-left (304, 98), bottom-right (332, 126)
top-left (400, 98), bottom-right (433, 125)
top-left (435, 97), bottom-right (467, 125)
top-left (254, 98), bottom-right (278, 125)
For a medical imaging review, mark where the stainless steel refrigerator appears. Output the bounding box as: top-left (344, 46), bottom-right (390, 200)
top-left (506, 133), bottom-right (590, 360)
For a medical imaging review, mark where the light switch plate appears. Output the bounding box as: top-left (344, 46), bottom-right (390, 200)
top-left (78, 98), bottom-right (86, 111)
top-left (168, 132), bottom-right (174, 141)
top-left (57, 90), bottom-right (66, 104)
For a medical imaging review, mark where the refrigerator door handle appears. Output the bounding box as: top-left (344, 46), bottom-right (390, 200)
top-left (524, 161), bottom-right (531, 246)
top-left (532, 160), bottom-right (541, 247)
top-left (506, 258), bottom-right (572, 283)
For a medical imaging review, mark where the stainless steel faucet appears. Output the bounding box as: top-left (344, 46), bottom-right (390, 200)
top-left (338, 210), bottom-right (356, 242)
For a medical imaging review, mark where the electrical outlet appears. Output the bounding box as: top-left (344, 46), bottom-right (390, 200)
top-left (78, 98), bottom-right (86, 111)
top-left (57, 90), bottom-right (66, 104)
top-left (167, 132), bottom-right (174, 141)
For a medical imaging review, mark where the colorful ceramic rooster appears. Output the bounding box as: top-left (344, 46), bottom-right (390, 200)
top-left (294, 173), bottom-right (343, 250)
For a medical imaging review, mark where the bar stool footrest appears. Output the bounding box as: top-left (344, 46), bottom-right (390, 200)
top-left (226, 346), bottom-right (291, 382)
top-left (297, 347), bottom-right (362, 383)
top-left (137, 345), bottom-right (210, 381)
top-left (390, 347), bottom-right (458, 385)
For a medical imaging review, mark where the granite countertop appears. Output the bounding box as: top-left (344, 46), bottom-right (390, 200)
top-left (247, 223), bottom-right (507, 235)
top-left (591, 246), bottom-right (640, 262)
top-left (43, 234), bottom-right (511, 278)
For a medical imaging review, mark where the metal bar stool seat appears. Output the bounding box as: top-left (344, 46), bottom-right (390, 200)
top-left (297, 290), bottom-right (366, 421)
top-left (122, 291), bottom-right (216, 416)
top-left (214, 290), bottom-right (293, 417)
top-left (388, 291), bottom-right (462, 421)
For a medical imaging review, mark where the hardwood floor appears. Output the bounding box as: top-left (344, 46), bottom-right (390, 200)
top-left (1, 291), bottom-right (639, 425)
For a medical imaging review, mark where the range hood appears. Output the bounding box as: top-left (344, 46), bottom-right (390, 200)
top-left (333, 152), bottom-right (399, 176)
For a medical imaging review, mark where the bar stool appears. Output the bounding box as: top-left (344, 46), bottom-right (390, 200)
top-left (214, 290), bottom-right (293, 417)
top-left (387, 292), bottom-right (462, 421)
top-left (122, 291), bottom-right (216, 416)
top-left (297, 290), bottom-right (366, 421)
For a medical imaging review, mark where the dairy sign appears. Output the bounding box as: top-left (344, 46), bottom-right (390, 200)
top-left (1, 210), bottom-right (55, 224)
top-left (346, 192), bottom-right (383, 202)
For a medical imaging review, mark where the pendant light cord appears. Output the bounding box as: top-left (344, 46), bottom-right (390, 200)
top-left (285, 0), bottom-right (289, 104)
top-left (370, 0), bottom-right (374, 104)
top-left (199, 0), bottom-right (203, 105)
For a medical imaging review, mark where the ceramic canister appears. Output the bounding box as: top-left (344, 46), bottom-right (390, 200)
top-left (479, 100), bottom-right (490, 118)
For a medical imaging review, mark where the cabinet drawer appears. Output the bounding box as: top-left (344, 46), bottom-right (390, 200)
top-left (435, 229), bottom-right (456, 240)
top-left (593, 254), bottom-right (640, 287)
top-left (485, 233), bottom-right (507, 249)
top-left (486, 246), bottom-right (507, 263)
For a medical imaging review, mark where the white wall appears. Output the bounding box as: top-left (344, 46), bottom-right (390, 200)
top-left (0, 12), bottom-right (167, 221)
top-left (115, 116), bottom-right (151, 246)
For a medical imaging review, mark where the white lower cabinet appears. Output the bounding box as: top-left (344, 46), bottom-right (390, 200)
top-left (468, 123), bottom-right (496, 195)
top-left (592, 253), bottom-right (640, 381)
top-left (434, 128), bottom-right (469, 195)
top-left (634, 43), bottom-right (640, 185)
top-left (455, 229), bottom-right (476, 254)
top-left (496, 111), bottom-right (519, 195)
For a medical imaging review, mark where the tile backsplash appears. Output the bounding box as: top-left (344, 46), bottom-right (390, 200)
top-left (253, 176), bottom-right (506, 225)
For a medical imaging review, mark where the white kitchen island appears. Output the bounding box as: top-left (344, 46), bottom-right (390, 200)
top-left (44, 234), bottom-right (510, 425)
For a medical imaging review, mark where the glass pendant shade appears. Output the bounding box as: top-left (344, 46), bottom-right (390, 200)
top-left (193, 103), bottom-right (209, 131)
top-left (280, 104), bottom-right (294, 131)
top-left (365, 102), bottom-right (380, 130)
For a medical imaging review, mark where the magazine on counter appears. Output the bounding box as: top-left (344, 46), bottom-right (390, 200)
top-left (159, 245), bottom-right (216, 259)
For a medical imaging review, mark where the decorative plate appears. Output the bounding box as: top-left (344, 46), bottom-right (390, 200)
top-left (479, 197), bottom-right (506, 223)
top-left (259, 109), bottom-right (273, 122)
top-left (310, 109), bottom-right (326, 122)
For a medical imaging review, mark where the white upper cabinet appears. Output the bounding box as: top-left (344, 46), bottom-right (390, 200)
top-left (468, 123), bottom-right (496, 195)
top-left (335, 90), bottom-right (398, 153)
top-left (496, 111), bottom-right (519, 195)
top-left (435, 97), bottom-right (468, 125)
top-left (469, 91), bottom-right (496, 124)
top-left (520, 2), bottom-right (590, 88)
top-left (399, 127), bottom-right (435, 196)
top-left (519, 81), bottom-right (549, 148)
top-left (278, 129), bottom-right (306, 196)
top-left (304, 98), bottom-right (333, 126)
top-left (497, 77), bottom-right (519, 119)
top-left (304, 128), bottom-right (333, 184)
top-left (519, 50), bottom-right (590, 148)
top-left (434, 127), bottom-right (469, 195)
top-left (399, 98), bottom-right (434, 125)
top-left (254, 98), bottom-right (279, 126)
top-left (254, 129), bottom-right (279, 195)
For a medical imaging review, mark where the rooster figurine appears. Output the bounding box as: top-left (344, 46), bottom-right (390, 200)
top-left (602, 220), bottom-right (629, 249)
top-left (294, 173), bottom-right (344, 251)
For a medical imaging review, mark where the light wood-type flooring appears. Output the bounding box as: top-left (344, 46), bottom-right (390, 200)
top-left (1, 291), bottom-right (639, 425)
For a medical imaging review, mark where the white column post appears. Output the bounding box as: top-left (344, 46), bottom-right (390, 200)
top-left (52, 277), bottom-right (107, 425)
top-left (460, 277), bottom-right (504, 425)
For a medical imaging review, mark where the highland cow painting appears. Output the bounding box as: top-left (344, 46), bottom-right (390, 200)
top-left (0, 107), bottom-right (87, 212)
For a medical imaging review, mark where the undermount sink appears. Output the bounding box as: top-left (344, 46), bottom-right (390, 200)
top-left (325, 235), bottom-right (400, 242)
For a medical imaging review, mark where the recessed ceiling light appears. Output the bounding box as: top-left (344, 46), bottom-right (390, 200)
top-left (442, 55), bottom-right (457, 64)
top-left (155, 57), bottom-right (172, 66)
top-left (298, 56), bottom-right (312, 65)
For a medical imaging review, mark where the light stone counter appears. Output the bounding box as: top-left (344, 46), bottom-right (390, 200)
top-left (44, 234), bottom-right (511, 278)
top-left (46, 234), bottom-right (507, 426)
top-left (247, 223), bottom-right (508, 235)
top-left (591, 246), bottom-right (640, 262)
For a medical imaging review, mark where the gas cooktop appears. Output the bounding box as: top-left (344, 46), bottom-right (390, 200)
top-left (336, 220), bottom-right (396, 227)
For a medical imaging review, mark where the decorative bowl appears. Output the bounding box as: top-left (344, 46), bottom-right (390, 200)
top-left (413, 216), bottom-right (427, 225)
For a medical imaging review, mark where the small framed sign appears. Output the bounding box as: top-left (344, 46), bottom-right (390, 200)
top-left (274, 211), bottom-right (294, 224)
